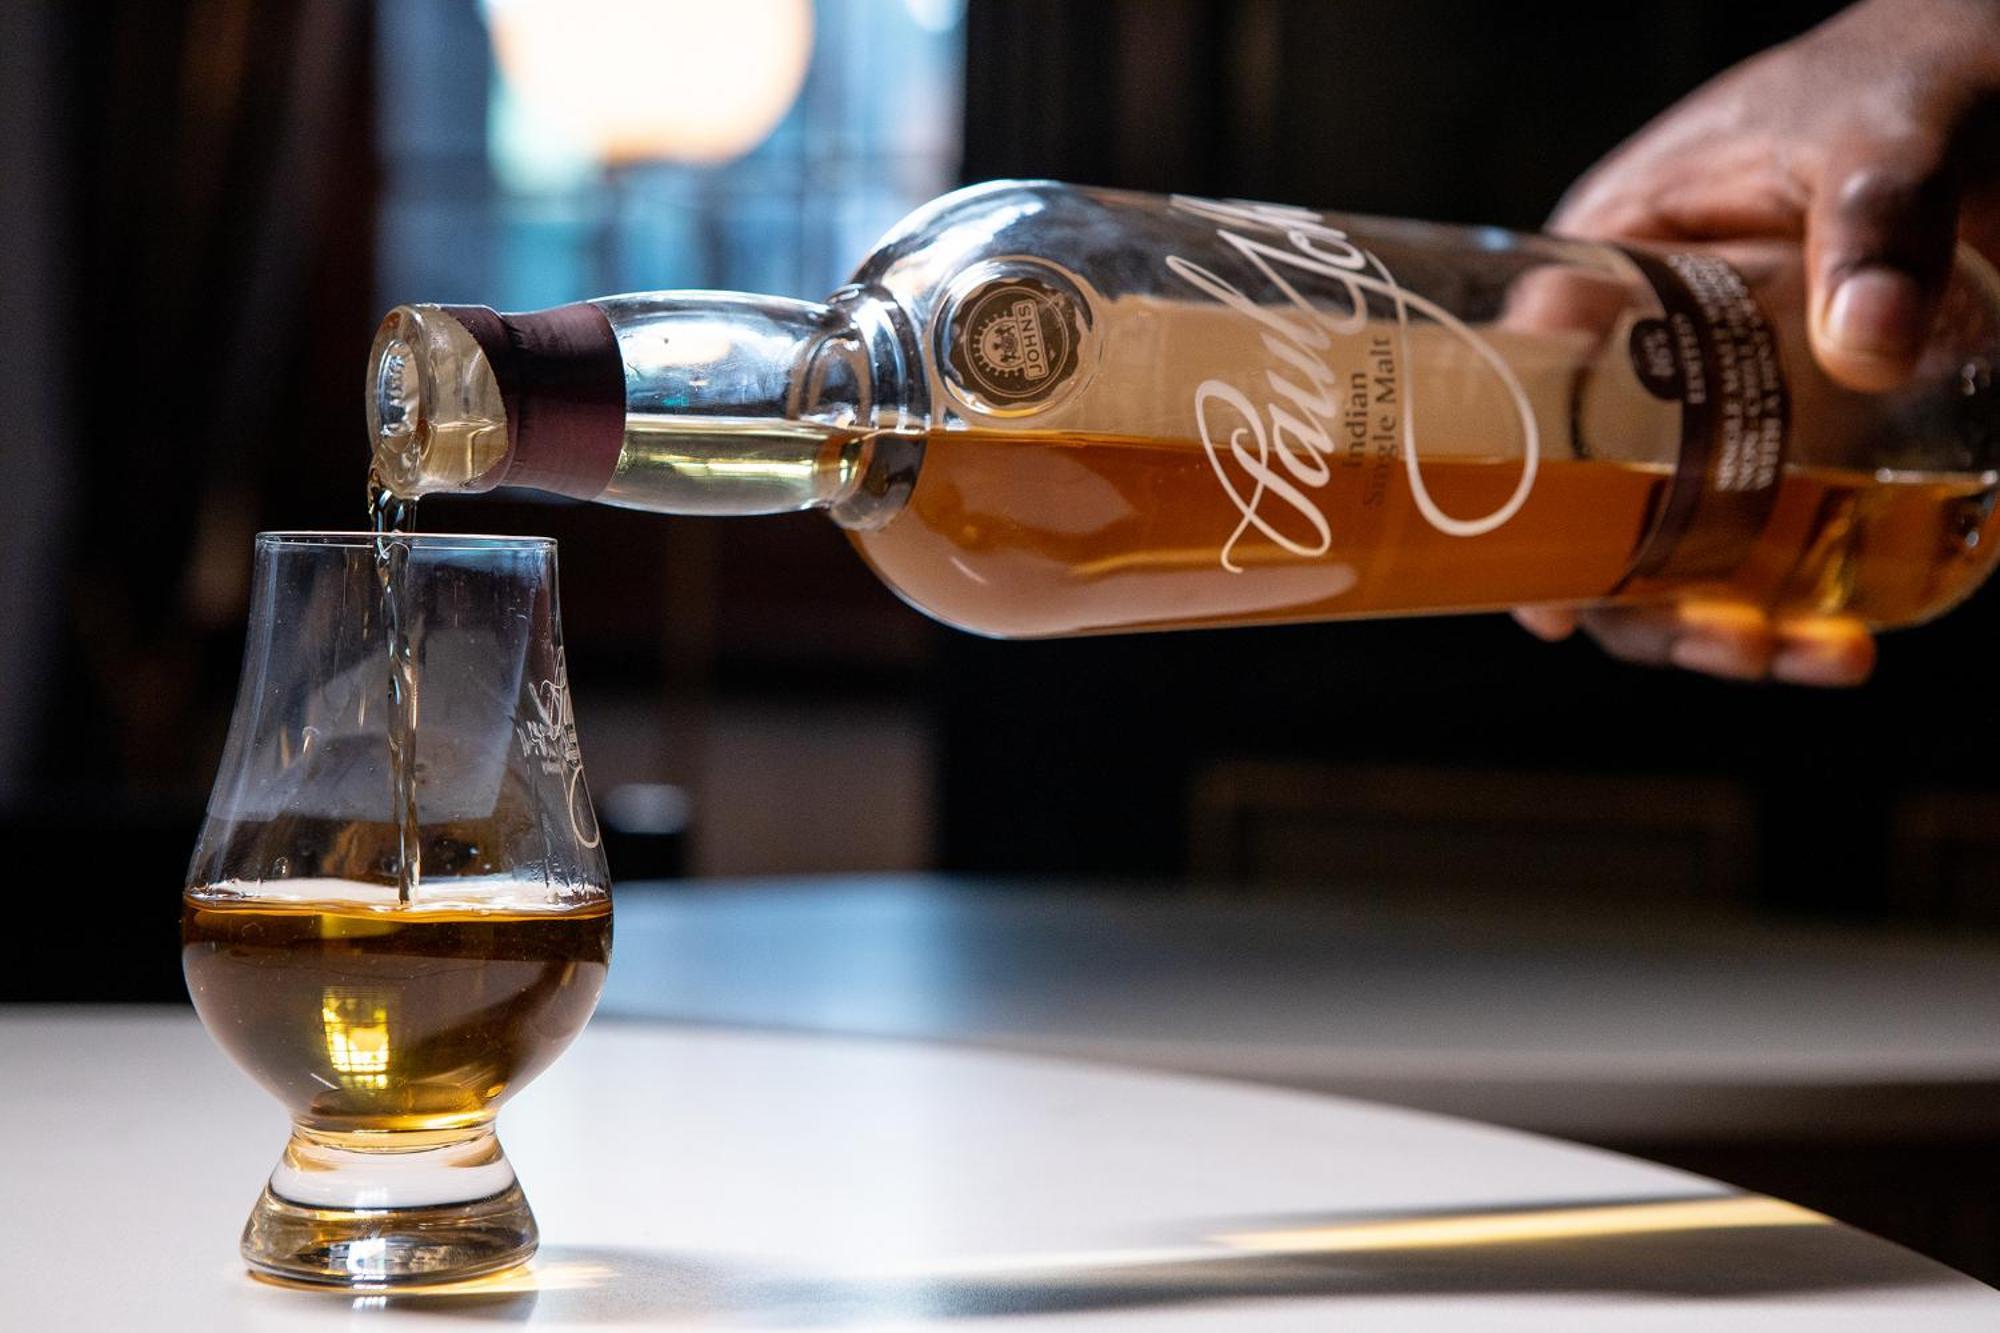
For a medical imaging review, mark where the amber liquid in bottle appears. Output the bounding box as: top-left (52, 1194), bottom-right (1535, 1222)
top-left (847, 428), bottom-right (2000, 637)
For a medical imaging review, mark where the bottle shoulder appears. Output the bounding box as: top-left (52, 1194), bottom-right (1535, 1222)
top-left (849, 182), bottom-right (1173, 310)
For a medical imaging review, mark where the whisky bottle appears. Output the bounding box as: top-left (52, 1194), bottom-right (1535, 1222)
top-left (367, 181), bottom-right (2000, 637)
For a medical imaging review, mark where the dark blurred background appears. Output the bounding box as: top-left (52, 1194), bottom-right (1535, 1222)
top-left (10, 0), bottom-right (1993, 984)
top-left (12, 0), bottom-right (2000, 1281)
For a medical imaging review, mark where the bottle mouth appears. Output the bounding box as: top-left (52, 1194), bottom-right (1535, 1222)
top-left (371, 331), bottom-right (426, 493)
top-left (365, 305), bottom-right (511, 497)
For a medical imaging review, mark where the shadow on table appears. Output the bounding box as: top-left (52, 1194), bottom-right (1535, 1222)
top-left (348, 1193), bottom-right (1966, 1325)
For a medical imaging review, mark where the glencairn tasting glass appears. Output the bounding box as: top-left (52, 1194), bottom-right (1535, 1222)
top-left (183, 533), bottom-right (611, 1287)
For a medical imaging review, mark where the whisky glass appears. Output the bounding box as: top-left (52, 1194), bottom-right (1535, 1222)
top-left (183, 533), bottom-right (611, 1287)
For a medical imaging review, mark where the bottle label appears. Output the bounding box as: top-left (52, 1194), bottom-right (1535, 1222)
top-left (1618, 250), bottom-right (1789, 582)
top-left (1156, 197), bottom-right (1789, 592)
top-left (1164, 195), bottom-right (1543, 574)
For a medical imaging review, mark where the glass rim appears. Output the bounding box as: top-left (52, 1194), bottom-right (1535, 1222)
top-left (254, 530), bottom-right (557, 552)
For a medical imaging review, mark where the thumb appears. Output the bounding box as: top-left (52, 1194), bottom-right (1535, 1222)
top-left (1807, 131), bottom-right (1961, 393)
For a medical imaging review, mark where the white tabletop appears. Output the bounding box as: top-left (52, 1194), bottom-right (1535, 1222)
top-left (601, 877), bottom-right (2000, 1141)
top-left (2, 1009), bottom-right (1990, 1329)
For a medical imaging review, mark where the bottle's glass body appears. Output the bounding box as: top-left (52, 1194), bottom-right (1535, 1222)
top-left (183, 533), bottom-right (610, 1287)
top-left (369, 182), bottom-right (2000, 637)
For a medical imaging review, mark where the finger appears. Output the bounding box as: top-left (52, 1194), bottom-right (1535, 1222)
top-left (1575, 600), bottom-right (1776, 679)
top-left (1552, 135), bottom-right (1807, 243)
top-left (1663, 601), bottom-right (1777, 680)
top-left (1771, 615), bottom-right (1876, 686)
top-left (1513, 606), bottom-right (1578, 641)
top-left (1807, 130), bottom-right (1961, 392)
top-left (1569, 604), bottom-right (1687, 668)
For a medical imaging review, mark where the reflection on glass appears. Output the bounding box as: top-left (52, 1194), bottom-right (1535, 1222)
top-left (321, 992), bottom-right (392, 1092)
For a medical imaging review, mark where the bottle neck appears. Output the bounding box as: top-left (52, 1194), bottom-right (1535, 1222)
top-left (367, 290), bottom-right (925, 527)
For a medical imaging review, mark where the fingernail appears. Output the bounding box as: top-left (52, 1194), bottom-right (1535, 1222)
top-left (1512, 607), bottom-right (1575, 642)
top-left (1669, 634), bottom-right (1763, 681)
top-left (1825, 267), bottom-right (1923, 358)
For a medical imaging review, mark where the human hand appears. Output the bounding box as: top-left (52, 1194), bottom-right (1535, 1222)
top-left (1516, 0), bottom-right (2000, 685)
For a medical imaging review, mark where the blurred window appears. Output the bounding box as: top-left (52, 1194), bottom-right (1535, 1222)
top-left (376, 0), bottom-right (965, 308)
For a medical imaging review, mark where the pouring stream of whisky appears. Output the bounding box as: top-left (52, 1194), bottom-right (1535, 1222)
top-left (368, 469), bottom-right (421, 904)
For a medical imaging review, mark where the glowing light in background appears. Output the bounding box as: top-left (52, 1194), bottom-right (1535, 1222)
top-left (382, 0), bottom-right (963, 310)
top-left (485, 0), bottom-right (815, 167)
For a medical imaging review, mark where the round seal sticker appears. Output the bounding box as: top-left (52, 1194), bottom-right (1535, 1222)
top-left (940, 271), bottom-right (1086, 415)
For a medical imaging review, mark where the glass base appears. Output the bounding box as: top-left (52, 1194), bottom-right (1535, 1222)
top-left (242, 1125), bottom-right (538, 1287)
